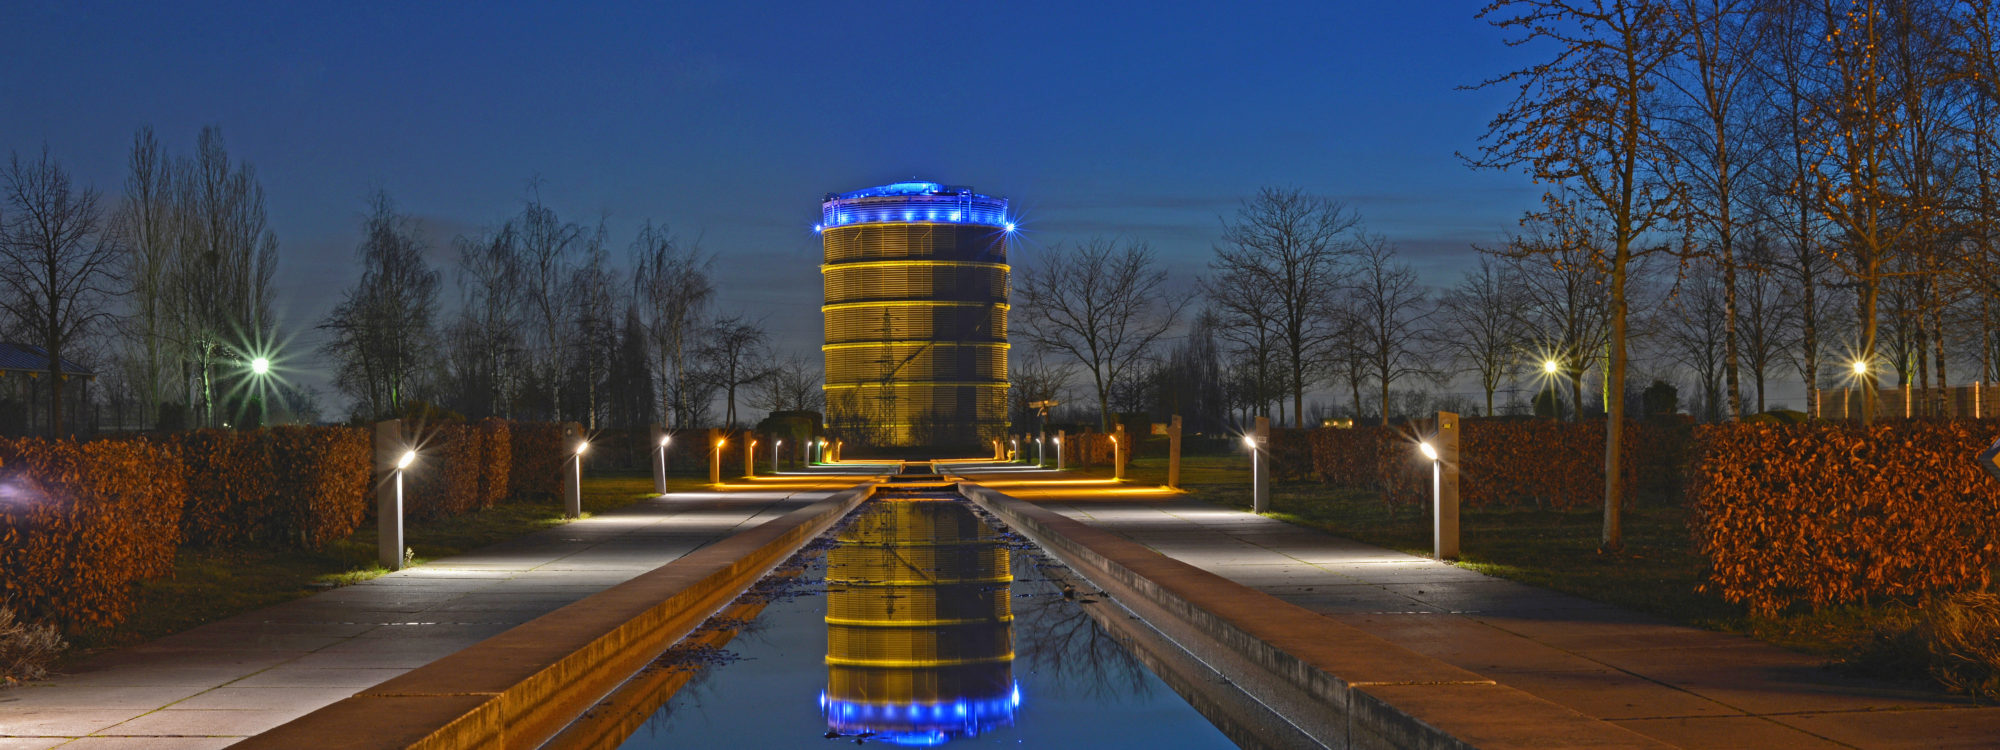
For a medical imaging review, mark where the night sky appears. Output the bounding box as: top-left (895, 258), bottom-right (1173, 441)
top-left (1, 2), bottom-right (1548, 408)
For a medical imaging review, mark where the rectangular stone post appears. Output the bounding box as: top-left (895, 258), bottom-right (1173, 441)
top-left (1114, 424), bottom-right (1127, 480)
top-left (1056, 430), bottom-right (1066, 471)
top-left (374, 419), bottom-right (405, 571)
top-left (1252, 416), bottom-right (1270, 513)
top-left (1168, 415), bottom-right (1183, 489)
top-left (562, 422), bottom-right (583, 519)
top-left (1435, 411), bottom-right (1460, 560)
top-left (650, 424), bottom-right (668, 495)
top-left (709, 428), bottom-right (722, 484)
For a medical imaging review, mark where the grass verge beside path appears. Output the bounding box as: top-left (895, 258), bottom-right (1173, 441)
top-left (66, 470), bottom-right (709, 656)
top-left (1066, 451), bottom-right (1931, 668)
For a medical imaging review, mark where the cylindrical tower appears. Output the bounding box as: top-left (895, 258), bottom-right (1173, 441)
top-left (820, 181), bottom-right (1010, 449)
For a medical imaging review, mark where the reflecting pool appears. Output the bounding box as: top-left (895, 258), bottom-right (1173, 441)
top-left (606, 497), bottom-right (1236, 748)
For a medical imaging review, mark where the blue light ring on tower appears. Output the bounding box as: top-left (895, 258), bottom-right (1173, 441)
top-left (822, 183), bottom-right (1010, 230)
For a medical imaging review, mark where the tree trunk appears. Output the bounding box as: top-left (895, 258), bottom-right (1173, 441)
top-left (1604, 247), bottom-right (1629, 552)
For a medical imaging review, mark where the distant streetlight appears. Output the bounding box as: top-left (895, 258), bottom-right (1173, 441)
top-left (564, 436), bottom-right (588, 519)
top-left (1852, 359), bottom-right (1870, 377)
top-left (772, 439), bottom-right (783, 472)
top-left (251, 357), bottom-right (271, 376)
top-left (1247, 417), bottom-right (1270, 512)
top-left (1035, 435), bottom-right (1045, 467)
top-left (653, 432), bottom-right (671, 495)
top-left (1542, 359), bottom-right (1561, 375)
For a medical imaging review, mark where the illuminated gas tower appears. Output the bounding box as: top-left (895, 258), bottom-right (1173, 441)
top-left (820, 181), bottom-right (1010, 449)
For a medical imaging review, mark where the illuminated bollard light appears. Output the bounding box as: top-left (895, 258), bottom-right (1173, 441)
top-left (651, 425), bottom-right (670, 495)
top-left (773, 439), bottom-right (783, 473)
top-left (375, 419), bottom-right (413, 571)
top-left (746, 434), bottom-right (758, 478)
top-left (710, 430), bottom-right (725, 485)
top-left (1422, 411), bottom-right (1461, 560)
top-left (1055, 431), bottom-right (1066, 471)
top-left (564, 423), bottom-right (586, 520)
top-left (1248, 416), bottom-right (1270, 513)
top-left (1113, 424), bottom-right (1127, 481)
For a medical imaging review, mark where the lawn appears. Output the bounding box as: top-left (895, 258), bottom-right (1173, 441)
top-left (67, 470), bottom-right (709, 655)
top-left (1072, 446), bottom-right (1922, 662)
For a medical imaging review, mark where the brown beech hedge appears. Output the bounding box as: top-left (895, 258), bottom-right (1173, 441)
top-left (0, 438), bottom-right (185, 632)
top-left (1295, 419), bottom-right (1656, 509)
top-left (1690, 422), bottom-right (2000, 614)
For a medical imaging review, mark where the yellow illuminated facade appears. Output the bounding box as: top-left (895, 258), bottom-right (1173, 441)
top-left (820, 182), bottom-right (1010, 448)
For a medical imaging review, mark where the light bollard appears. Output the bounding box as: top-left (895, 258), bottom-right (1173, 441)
top-left (374, 419), bottom-right (410, 571)
top-left (563, 423), bottom-right (586, 520)
top-left (1167, 415), bottom-right (1183, 489)
top-left (1425, 411), bottom-right (1461, 560)
top-left (710, 429), bottom-right (724, 485)
top-left (650, 425), bottom-right (670, 495)
top-left (1113, 425), bottom-right (1127, 481)
top-left (1250, 416), bottom-right (1270, 513)
top-left (1055, 431), bottom-right (1066, 471)
top-left (745, 435), bottom-right (757, 478)
top-left (1035, 434), bottom-right (1046, 468)
top-left (772, 439), bottom-right (782, 473)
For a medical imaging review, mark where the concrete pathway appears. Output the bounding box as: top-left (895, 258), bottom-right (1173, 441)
top-left (0, 473), bottom-right (875, 750)
top-left (969, 470), bottom-right (2000, 749)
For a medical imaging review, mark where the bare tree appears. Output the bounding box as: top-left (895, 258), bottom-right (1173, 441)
top-left (0, 149), bottom-right (122, 436)
top-left (317, 191), bottom-right (439, 420)
top-left (1749, 0), bottom-right (1834, 412)
top-left (166, 126), bottom-right (280, 427)
top-left (1200, 264), bottom-right (1284, 421)
top-left (1668, 0), bottom-right (1760, 419)
top-left (116, 127), bottom-right (175, 424)
top-left (1008, 345), bottom-right (1075, 433)
top-left (697, 315), bottom-right (775, 429)
top-left (750, 350), bottom-right (825, 415)
top-left (1491, 208), bottom-right (1612, 422)
top-left (446, 224), bottom-right (525, 418)
top-left (1348, 236), bottom-right (1436, 426)
top-left (1016, 237), bottom-right (1183, 431)
top-left (1211, 188), bottom-right (1360, 426)
top-left (1657, 266), bottom-right (1729, 421)
top-left (513, 190), bottom-right (585, 419)
top-left (630, 221), bottom-right (713, 429)
top-left (1434, 257), bottom-right (1526, 416)
top-left (1468, 0), bottom-right (1687, 549)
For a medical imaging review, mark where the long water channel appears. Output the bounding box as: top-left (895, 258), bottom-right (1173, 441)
top-left (561, 488), bottom-right (1238, 748)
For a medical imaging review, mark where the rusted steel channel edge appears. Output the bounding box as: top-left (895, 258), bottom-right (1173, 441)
top-left (237, 482), bottom-right (877, 750)
top-left (956, 483), bottom-right (1674, 750)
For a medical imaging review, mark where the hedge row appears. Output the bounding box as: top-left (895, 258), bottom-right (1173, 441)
top-left (1294, 419), bottom-right (1664, 509)
top-left (0, 438), bottom-right (185, 632)
top-left (0, 420), bottom-right (571, 632)
top-left (1690, 422), bottom-right (2000, 614)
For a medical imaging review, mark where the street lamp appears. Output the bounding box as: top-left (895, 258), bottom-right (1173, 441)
top-left (564, 438), bottom-right (588, 519)
top-left (1419, 411), bottom-right (1461, 559)
top-left (1011, 437), bottom-right (1020, 463)
top-left (1542, 359), bottom-right (1561, 375)
top-left (251, 357), bottom-right (271, 376)
top-left (1053, 435), bottom-right (1064, 471)
top-left (378, 433), bottom-right (418, 571)
top-left (773, 439), bottom-right (783, 472)
top-left (711, 437), bottom-right (725, 485)
top-left (1243, 434), bottom-right (1268, 513)
top-left (655, 433), bottom-right (671, 495)
top-left (1035, 435), bottom-right (1045, 467)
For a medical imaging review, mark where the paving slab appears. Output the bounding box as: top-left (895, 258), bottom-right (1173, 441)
top-left (966, 467), bottom-right (2000, 750)
top-left (0, 473), bottom-right (873, 746)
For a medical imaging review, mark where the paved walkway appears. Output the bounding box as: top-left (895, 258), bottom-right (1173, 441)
top-left (967, 470), bottom-right (2000, 749)
top-left (0, 472), bottom-right (877, 750)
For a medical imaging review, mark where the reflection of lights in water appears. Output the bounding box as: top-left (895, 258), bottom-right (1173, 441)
top-left (822, 499), bottom-right (1018, 743)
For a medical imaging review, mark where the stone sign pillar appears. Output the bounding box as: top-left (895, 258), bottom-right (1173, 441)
top-left (1168, 415), bottom-right (1183, 489)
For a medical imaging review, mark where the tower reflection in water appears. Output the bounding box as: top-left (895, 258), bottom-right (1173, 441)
top-left (820, 498), bottom-right (1019, 745)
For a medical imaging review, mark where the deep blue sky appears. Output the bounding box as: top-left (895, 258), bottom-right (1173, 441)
top-left (1, 2), bottom-right (1545, 406)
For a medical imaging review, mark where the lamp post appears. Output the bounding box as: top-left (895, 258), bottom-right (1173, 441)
top-left (746, 437), bottom-right (758, 478)
top-left (650, 425), bottom-right (670, 495)
top-left (710, 433), bottom-right (725, 485)
top-left (564, 426), bottom-right (587, 519)
top-left (1035, 434), bottom-right (1045, 468)
top-left (375, 419), bottom-right (413, 571)
top-left (772, 439), bottom-right (783, 473)
top-left (1011, 437), bottom-right (1020, 463)
top-left (1247, 416), bottom-right (1269, 513)
top-left (1421, 411), bottom-right (1460, 560)
top-left (1054, 432), bottom-right (1065, 471)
